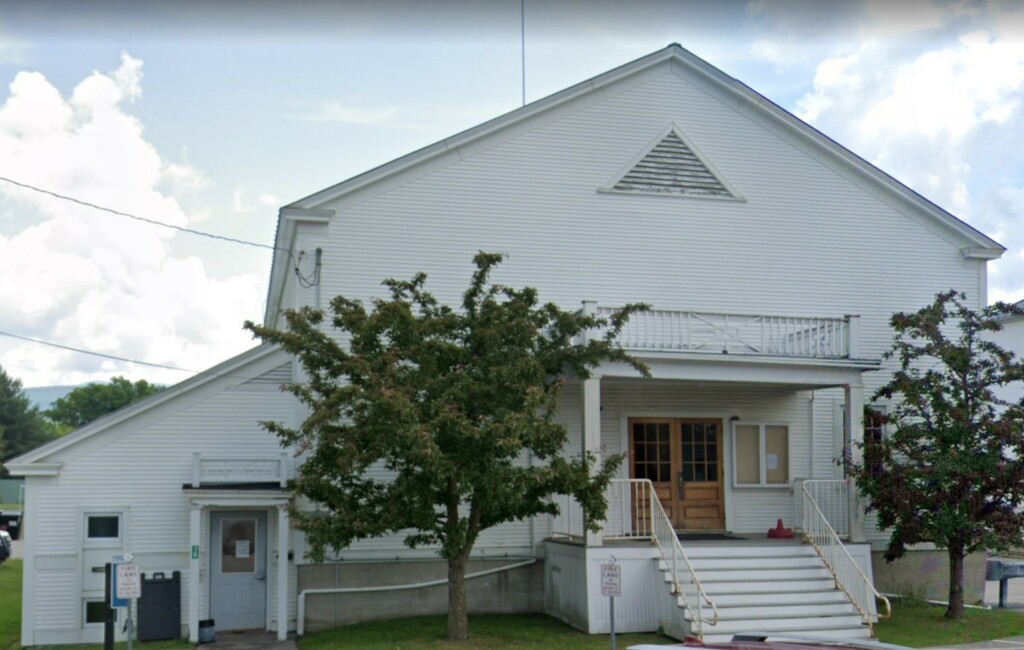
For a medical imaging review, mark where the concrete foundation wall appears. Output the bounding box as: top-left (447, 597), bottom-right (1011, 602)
top-left (297, 558), bottom-right (544, 632)
top-left (871, 549), bottom-right (986, 604)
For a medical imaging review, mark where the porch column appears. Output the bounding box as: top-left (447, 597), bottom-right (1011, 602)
top-left (188, 504), bottom-right (201, 643)
top-left (276, 504), bottom-right (290, 641)
top-left (582, 375), bottom-right (603, 546)
top-left (844, 383), bottom-right (866, 542)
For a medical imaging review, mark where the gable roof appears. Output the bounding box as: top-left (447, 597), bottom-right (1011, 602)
top-left (6, 344), bottom-right (286, 473)
top-left (264, 43), bottom-right (1005, 324)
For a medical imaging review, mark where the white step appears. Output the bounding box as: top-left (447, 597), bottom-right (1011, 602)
top-left (701, 614), bottom-right (866, 635)
top-left (698, 578), bottom-right (837, 594)
top-left (709, 590), bottom-right (850, 607)
top-left (687, 602), bottom-right (857, 620)
top-left (677, 567), bottom-right (833, 582)
top-left (681, 545), bottom-right (816, 559)
top-left (702, 626), bottom-right (872, 644)
top-left (686, 556), bottom-right (824, 570)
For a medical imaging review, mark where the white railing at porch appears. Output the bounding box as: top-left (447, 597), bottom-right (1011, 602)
top-left (802, 480), bottom-right (891, 631)
top-left (190, 452), bottom-right (289, 488)
top-left (550, 480), bottom-right (718, 640)
top-left (800, 480), bottom-right (850, 539)
top-left (590, 304), bottom-right (858, 359)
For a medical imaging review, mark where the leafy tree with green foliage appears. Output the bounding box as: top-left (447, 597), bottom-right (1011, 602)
top-left (46, 376), bottom-right (163, 429)
top-left (246, 252), bottom-right (648, 640)
top-left (0, 365), bottom-right (58, 476)
top-left (847, 291), bottom-right (1024, 619)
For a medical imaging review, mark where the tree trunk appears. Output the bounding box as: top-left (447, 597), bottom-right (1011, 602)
top-left (447, 552), bottom-right (470, 640)
top-left (945, 546), bottom-right (965, 619)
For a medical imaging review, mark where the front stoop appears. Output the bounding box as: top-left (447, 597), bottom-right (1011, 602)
top-left (661, 544), bottom-right (873, 643)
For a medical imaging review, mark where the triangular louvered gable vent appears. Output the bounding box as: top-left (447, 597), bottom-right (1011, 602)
top-left (613, 130), bottom-right (733, 198)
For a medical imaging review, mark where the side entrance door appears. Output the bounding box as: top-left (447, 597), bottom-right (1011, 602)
top-left (211, 511), bottom-right (267, 630)
top-left (629, 418), bottom-right (725, 531)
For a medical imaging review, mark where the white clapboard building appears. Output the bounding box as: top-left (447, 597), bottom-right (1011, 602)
top-left (9, 44), bottom-right (1006, 645)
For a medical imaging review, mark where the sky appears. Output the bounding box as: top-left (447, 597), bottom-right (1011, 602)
top-left (1, 0), bottom-right (1023, 389)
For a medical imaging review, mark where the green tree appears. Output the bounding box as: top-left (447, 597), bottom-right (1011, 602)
top-left (246, 252), bottom-right (647, 640)
top-left (847, 291), bottom-right (1024, 619)
top-left (46, 376), bottom-right (163, 429)
top-left (0, 365), bottom-right (58, 475)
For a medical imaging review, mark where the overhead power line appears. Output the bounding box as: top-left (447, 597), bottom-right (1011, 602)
top-left (0, 175), bottom-right (277, 251)
top-left (0, 329), bottom-right (197, 373)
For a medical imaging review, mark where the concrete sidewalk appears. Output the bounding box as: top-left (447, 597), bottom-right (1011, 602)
top-left (925, 637), bottom-right (1024, 650)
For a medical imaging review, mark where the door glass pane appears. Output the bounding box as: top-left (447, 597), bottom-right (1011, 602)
top-left (633, 423), bottom-right (646, 442)
top-left (682, 465), bottom-right (693, 482)
top-left (708, 464), bottom-right (718, 481)
top-left (695, 465), bottom-right (706, 481)
top-left (221, 518), bottom-right (256, 574)
top-left (659, 465), bottom-right (670, 482)
top-left (681, 424), bottom-right (692, 443)
top-left (765, 425), bottom-right (789, 484)
top-left (735, 424), bottom-right (761, 484)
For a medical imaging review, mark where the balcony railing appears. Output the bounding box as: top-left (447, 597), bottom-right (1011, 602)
top-left (190, 452), bottom-right (289, 488)
top-left (585, 303), bottom-right (860, 360)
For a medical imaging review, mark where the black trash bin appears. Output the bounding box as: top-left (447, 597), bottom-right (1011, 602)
top-left (137, 571), bottom-right (181, 641)
top-left (198, 619), bottom-right (215, 644)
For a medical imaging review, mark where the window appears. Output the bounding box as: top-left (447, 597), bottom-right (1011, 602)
top-left (865, 407), bottom-right (886, 477)
top-left (85, 514), bottom-right (120, 542)
top-left (732, 423), bottom-right (789, 487)
top-left (84, 600), bottom-right (107, 625)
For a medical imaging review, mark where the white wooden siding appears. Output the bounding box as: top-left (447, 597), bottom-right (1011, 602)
top-left (23, 354), bottom-right (297, 645)
top-left (299, 66), bottom-right (982, 392)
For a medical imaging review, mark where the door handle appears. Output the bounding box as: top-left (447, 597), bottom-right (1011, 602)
top-left (255, 572), bottom-right (266, 581)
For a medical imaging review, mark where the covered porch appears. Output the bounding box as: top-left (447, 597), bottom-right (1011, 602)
top-left (543, 304), bottom-right (886, 642)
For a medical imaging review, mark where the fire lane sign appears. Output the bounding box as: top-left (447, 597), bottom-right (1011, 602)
top-left (600, 563), bottom-right (621, 598)
top-left (116, 563), bottom-right (142, 600)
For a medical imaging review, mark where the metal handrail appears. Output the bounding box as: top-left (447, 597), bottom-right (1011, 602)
top-left (802, 480), bottom-right (892, 630)
top-left (613, 478), bottom-right (718, 639)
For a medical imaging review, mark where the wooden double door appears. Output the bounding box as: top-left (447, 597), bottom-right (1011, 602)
top-left (629, 418), bottom-right (725, 530)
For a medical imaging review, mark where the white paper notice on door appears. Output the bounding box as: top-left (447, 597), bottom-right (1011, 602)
top-left (766, 454), bottom-right (779, 471)
top-left (235, 540), bottom-right (251, 558)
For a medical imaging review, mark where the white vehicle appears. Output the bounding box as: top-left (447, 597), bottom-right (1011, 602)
top-left (0, 530), bottom-right (11, 563)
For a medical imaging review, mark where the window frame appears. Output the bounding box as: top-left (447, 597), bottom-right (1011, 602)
top-left (730, 421), bottom-right (791, 488)
top-left (83, 599), bottom-right (111, 626)
top-left (83, 512), bottom-right (122, 546)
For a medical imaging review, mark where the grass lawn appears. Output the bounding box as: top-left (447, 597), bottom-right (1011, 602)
top-left (0, 560), bottom-right (22, 650)
top-left (875, 598), bottom-right (1024, 648)
top-left (299, 614), bottom-right (668, 650)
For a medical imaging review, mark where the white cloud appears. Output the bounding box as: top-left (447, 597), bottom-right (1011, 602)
top-left (792, 21), bottom-right (1024, 303)
top-left (0, 55), bottom-right (263, 386)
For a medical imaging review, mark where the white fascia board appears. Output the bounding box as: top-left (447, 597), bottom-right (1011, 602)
top-left (961, 247), bottom-right (1004, 260)
top-left (6, 462), bottom-right (62, 477)
top-left (9, 344), bottom-right (285, 466)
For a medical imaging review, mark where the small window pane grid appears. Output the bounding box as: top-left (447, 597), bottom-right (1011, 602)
top-left (221, 518), bottom-right (257, 574)
top-left (732, 423), bottom-right (790, 487)
top-left (865, 408), bottom-right (886, 477)
top-left (680, 422), bottom-right (719, 482)
top-left (86, 514), bottom-right (120, 540)
top-left (632, 421), bottom-right (672, 482)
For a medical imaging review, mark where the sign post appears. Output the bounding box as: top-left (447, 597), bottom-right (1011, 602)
top-left (601, 562), bottom-right (621, 650)
top-left (113, 556), bottom-right (141, 650)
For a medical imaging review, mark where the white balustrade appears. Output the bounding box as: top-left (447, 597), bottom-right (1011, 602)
top-left (593, 306), bottom-right (853, 359)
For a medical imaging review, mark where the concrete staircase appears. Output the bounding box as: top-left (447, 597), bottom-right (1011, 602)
top-left (660, 543), bottom-right (872, 643)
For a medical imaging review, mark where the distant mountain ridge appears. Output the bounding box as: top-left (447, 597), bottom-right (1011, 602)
top-left (23, 385), bottom-right (79, 412)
